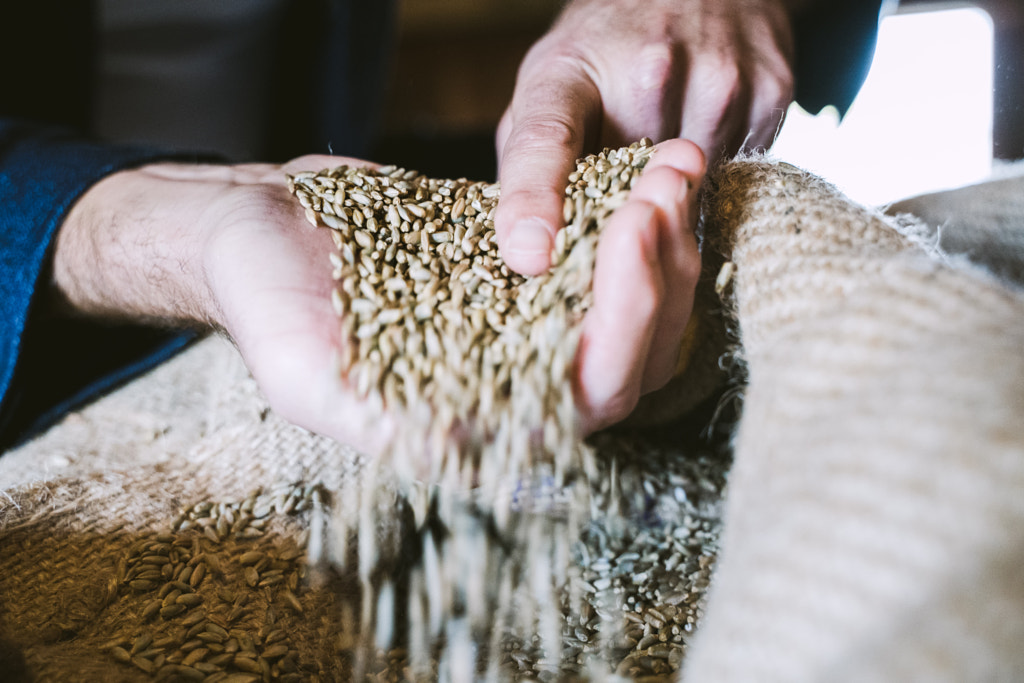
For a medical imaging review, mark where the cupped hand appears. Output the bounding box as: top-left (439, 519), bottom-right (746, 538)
top-left (200, 156), bottom-right (397, 454)
top-left (56, 140), bottom-right (702, 451)
top-left (573, 138), bottom-right (705, 433)
top-left (227, 146), bottom-right (704, 440)
top-left (55, 155), bottom-right (393, 455)
top-left (494, 0), bottom-right (794, 276)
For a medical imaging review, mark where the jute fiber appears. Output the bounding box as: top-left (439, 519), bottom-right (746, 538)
top-left (0, 332), bottom-right (728, 682)
top-left (0, 156), bottom-right (1021, 682)
top-left (887, 171), bottom-right (1024, 287)
top-left (0, 337), bottom-right (371, 682)
top-left (682, 160), bottom-right (1024, 682)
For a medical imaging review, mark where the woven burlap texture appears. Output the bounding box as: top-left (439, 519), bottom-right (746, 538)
top-left (1, 157), bottom-right (1022, 682)
top-left (682, 160), bottom-right (1024, 682)
top-left (887, 173), bottom-right (1024, 287)
top-left (0, 337), bottom-right (371, 681)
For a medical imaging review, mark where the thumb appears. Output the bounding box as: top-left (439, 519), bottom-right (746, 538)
top-left (494, 74), bottom-right (599, 275)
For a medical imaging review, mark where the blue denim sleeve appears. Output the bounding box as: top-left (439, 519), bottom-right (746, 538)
top-left (0, 120), bottom-right (210, 451)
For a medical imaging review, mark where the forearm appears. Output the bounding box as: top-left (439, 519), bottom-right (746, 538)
top-left (0, 121), bottom-right (215, 447)
top-left (53, 163), bottom-right (231, 328)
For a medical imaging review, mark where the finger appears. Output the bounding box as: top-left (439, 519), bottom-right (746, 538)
top-left (643, 138), bottom-right (706, 183)
top-left (628, 140), bottom-right (705, 391)
top-left (745, 65), bottom-right (795, 151)
top-left (598, 42), bottom-right (685, 150)
top-left (494, 63), bottom-right (601, 276)
top-left (575, 199), bottom-right (665, 433)
top-left (495, 108), bottom-right (514, 168)
top-left (679, 55), bottom-right (751, 162)
top-left (746, 102), bottom-right (788, 152)
top-left (739, 2), bottom-right (796, 152)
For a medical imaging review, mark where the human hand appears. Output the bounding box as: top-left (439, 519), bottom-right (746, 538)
top-left (54, 156), bottom-right (394, 455)
top-left (198, 145), bottom-right (702, 447)
top-left (52, 141), bottom-right (702, 449)
top-left (494, 0), bottom-right (794, 276)
top-left (573, 138), bottom-right (705, 433)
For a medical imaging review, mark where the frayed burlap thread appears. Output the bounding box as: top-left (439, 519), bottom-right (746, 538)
top-left (682, 158), bottom-right (1024, 682)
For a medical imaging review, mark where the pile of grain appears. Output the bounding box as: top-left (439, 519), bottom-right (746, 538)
top-left (288, 139), bottom-right (657, 491)
top-left (97, 484), bottom-right (320, 682)
top-left (6, 153), bottom-right (1019, 682)
top-left (287, 139), bottom-right (720, 680)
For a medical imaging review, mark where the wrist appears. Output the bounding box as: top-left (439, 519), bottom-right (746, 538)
top-left (53, 162), bottom-right (226, 327)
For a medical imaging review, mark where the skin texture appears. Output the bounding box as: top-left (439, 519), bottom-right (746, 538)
top-left (494, 0), bottom-right (796, 276)
top-left (53, 142), bottom-right (703, 449)
top-left (575, 139), bottom-right (704, 431)
top-left (54, 156), bottom-right (395, 455)
top-left (52, 0), bottom-right (802, 451)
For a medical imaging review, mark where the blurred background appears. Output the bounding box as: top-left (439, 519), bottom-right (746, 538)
top-left (370, 0), bottom-right (560, 180)
top-left (372, 0), bottom-right (1024, 207)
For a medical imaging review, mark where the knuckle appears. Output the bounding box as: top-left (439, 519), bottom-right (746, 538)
top-left (694, 55), bottom-right (746, 106)
top-left (631, 43), bottom-right (675, 94)
top-left (650, 164), bottom-right (689, 188)
top-left (716, 61), bottom-right (747, 102)
top-left (508, 115), bottom-right (581, 154)
top-left (630, 282), bottom-right (660, 320)
top-left (517, 33), bottom-right (565, 72)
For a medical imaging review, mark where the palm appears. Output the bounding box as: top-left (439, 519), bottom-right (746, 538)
top-left (204, 156), bottom-right (394, 454)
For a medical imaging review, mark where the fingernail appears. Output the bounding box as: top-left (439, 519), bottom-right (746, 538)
top-left (508, 218), bottom-right (553, 258)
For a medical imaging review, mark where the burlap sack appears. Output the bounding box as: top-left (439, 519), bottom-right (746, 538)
top-left (0, 337), bottom-right (728, 683)
top-left (887, 172), bottom-right (1024, 287)
top-left (1, 157), bottom-right (1022, 682)
top-left (0, 336), bottom-right (371, 682)
top-left (682, 160), bottom-right (1024, 682)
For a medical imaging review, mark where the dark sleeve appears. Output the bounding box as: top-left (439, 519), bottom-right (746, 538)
top-left (0, 120), bottom-right (207, 451)
top-left (791, 0), bottom-right (886, 116)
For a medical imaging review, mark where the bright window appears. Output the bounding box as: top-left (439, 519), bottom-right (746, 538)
top-left (772, 6), bottom-right (994, 206)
